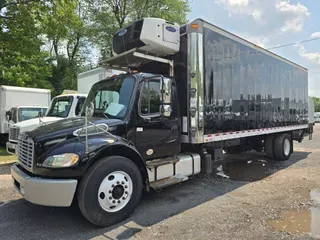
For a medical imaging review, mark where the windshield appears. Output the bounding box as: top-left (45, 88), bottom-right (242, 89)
top-left (17, 107), bottom-right (48, 122)
top-left (46, 96), bottom-right (74, 118)
top-left (82, 75), bottom-right (135, 118)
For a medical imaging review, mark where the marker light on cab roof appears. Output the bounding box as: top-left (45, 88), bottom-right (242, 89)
top-left (191, 23), bottom-right (198, 29)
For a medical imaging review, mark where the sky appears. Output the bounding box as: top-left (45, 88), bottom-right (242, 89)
top-left (188, 0), bottom-right (320, 97)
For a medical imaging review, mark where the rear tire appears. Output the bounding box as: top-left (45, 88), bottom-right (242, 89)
top-left (265, 135), bottom-right (274, 159)
top-left (273, 133), bottom-right (292, 161)
top-left (78, 156), bottom-right (143, 227)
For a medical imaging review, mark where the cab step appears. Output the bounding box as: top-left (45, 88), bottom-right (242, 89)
top-left (149, 174), bottom-right (188, 190)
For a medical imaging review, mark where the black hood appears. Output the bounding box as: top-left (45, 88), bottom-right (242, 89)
top-left (26, 117), bottom-right (125, 142)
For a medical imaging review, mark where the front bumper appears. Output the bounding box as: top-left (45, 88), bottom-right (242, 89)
top-left (6, 141), bottom-right (17, 155)
top-left (11, 163), bottom-right (78, 207)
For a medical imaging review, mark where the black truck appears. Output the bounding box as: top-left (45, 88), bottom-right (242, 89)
top-left (11, 18), bottom-right (313, 227)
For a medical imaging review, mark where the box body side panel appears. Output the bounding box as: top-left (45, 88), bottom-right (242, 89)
top-left (203, 27), bottom-right (308, 134)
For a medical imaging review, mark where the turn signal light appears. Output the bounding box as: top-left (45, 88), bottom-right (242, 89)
top-left (191, 24), bottom-right (198, 29)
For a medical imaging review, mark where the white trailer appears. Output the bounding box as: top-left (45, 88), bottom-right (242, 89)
top-left (77, 67), bottom-right (114, 94)
top-left (0, 85), bottom-right (51, 143)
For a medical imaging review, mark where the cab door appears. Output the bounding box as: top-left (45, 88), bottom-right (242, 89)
top-left (135, 76), bottom-right (180, 160)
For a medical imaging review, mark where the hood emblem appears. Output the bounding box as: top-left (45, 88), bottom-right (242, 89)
top-left (19, 133), bottom-right (28, 141)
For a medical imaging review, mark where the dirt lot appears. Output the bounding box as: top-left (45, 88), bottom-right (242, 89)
top-left (0, 125), bottom-right (319, 240)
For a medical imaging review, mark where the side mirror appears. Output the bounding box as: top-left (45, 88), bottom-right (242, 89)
top-left (5, 110), bottom-right (11, 121)
top-left (38, 111), bottom-right (44, 118)
top-left (160, 77), bottom-right (172, 117)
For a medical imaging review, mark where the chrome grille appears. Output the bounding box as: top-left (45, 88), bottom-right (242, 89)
top-left (9, 126), bottom-right (20, 142)
top-left (17, 134), bottom-right (34, 171)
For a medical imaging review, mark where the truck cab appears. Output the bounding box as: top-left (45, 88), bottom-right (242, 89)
top-left (81, 72), bottom-right (180, 160)
top-left (6, 93), bottom-right (87, 154)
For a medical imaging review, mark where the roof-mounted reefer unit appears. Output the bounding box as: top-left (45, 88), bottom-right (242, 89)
top-left (112, 18), bottom-right (180, 57)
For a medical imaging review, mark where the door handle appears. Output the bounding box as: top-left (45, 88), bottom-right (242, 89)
top-left (171, 126), bottom-right (177, 138)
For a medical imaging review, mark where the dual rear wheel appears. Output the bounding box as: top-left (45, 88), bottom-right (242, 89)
top-left (266, 133), bottom-right (292, 161)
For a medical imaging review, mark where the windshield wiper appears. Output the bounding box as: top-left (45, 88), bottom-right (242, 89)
top-left (102, 112), bottom-right (108, 119)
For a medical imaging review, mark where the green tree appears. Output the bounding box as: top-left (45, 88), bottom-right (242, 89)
top-left (312, 97), bottom-right (320, 112)
top-left (42, 0), bottom-right (91, 95)
top-left (0, 0), bottom-right (92, 95)
top-left (0, 0), bottom-right (53, 88)
top-left (86, 0), bottom-right (190, 58)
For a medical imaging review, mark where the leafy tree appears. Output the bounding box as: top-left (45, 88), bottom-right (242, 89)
top-left (312, 97), bottom-right (320, 112)
top-left (86, 0), bottom-right (190, 58)
top-left (0, 0), bottom-right (53, 88)
top-left (42, 0), bottom-right (92, 95)
top-left (0, 0), bottom-right (92, 95)
top-left (0, 0), bottom-right (190, 96)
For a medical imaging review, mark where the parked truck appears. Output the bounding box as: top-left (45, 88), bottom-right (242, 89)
top-left (11, 18), bottom-right (313, 227)
top-left (6, 91), bottom-right (87, 154)
top-left (0, 85), bottom-right (50, 144)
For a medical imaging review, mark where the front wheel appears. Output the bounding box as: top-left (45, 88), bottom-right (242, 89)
top-left (78, 156), bottom-right (143, 227)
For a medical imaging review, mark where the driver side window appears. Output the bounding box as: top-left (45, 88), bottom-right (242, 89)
top-left (139, 80), bottom-right (161, 116)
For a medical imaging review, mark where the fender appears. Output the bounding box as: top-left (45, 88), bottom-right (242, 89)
top-left (86, 137), bottom-right (150, 190)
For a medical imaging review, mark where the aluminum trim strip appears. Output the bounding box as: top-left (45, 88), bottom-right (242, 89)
top-left (204, 124), bottom-right (308, 142)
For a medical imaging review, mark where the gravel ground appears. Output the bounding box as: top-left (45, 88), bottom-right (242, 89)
top-left (0, 125), bottom-right (320, 240)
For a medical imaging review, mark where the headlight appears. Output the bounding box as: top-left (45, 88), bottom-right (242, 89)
top-left (42, 153), bottom-right (79, 168)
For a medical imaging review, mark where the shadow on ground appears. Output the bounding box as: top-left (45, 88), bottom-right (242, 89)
top-left (0, 150), bottom-right (312, 240)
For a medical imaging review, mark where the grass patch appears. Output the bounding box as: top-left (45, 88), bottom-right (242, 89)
top-left (0, 147), bottom-right (8, 156)
top-left (0, 147), bottom-right (16, 164)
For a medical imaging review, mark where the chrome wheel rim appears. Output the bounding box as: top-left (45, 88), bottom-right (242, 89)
top-left (284, 139), bottom-right (290, 156)
top-left (98, 171), bottom-right (133, 212)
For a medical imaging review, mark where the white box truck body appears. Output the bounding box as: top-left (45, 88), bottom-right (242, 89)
top-left (0, 85), bottom-right (51, 143)
top-left (77, 67), bottom-right (114, 94)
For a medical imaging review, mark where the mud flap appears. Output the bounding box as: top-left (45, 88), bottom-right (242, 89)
top-left (265, 135), bottom-right (274, 159)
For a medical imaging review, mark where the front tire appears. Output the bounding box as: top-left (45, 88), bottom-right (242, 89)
top-left (78, 156), bottom-right (143, 227)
